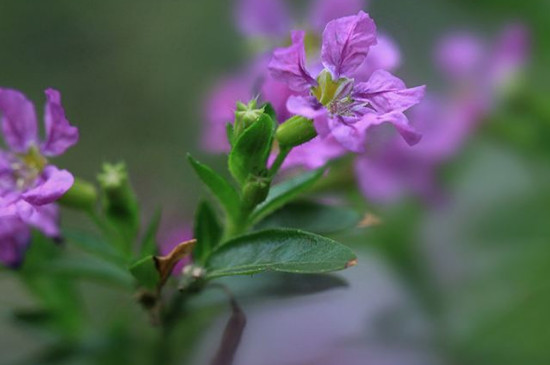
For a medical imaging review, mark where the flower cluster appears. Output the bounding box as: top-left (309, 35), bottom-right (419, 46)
top-left (0, 89), bottom-right (78, 267)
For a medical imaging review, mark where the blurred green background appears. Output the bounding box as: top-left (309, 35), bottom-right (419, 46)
top-left (1, 0), bottom-right (549, 364)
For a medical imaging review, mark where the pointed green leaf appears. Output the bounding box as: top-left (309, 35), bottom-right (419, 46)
top-left (228, 114), bottom-right (275, 185)
top-left (129, 256), bottom-right (159, 290)
top-left (250, 168), bottom-right (325, 225)
top-left (193, 201), bottom-right (222, 264)
top-left (256, 200), bottom-right (360, 234)
top-left (188, 154), bottom-right (241, 220)
top-left (262, 102), bottom-right (278, 123)
top-left (205, 229), bottom-right (357, 279)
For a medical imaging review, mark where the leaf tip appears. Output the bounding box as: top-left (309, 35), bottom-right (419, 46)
top-left (357, 213), bottom-right (382, 228)
top-left (346, 258), bottom-right (358, 268)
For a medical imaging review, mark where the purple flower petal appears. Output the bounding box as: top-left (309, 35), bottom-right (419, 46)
top-left (24, 204), bottom-right (60, 238)
top-left (321, 11), bottom-right (377, 78)
top-left (235, 0), bottom-right (291, 38)
top-left (309, 0), bottom-right (367, 34)
top-left (361, 110), bottom-right (422, 146)
top-left (0, 88), bottom-right (38, 153)
top-left (41, 89), bottom-right (79, 157)
top-left (21, 165), bottom-right (74, 206)
top-left (286, 95), bottom-right (326, 119)
top-left (354, 70), bottom-right (426, 113)
top-left (0, 217), bottom-right (31, 268)
top-left (269, 31), bottom-right (317, 92)
top-left (260, 75), bottom-right (296, 122)
top-left (283, 135), bottom-right (347, 169)
top-left (435, 33), bottom-right (485, 79)
top-left (327, 115), bottom-right (368, 153)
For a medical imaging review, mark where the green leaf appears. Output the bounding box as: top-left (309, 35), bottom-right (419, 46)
top-left (188, 154), bottom-right (241, 220)
top-left (64, 230), bottom-right (127, 267)
top-left (129, 256), bottom-right (159, 290)
top-left (193, 201), bottom-right (222, 264)
top-left (250, 168), bottom-right (325, 225)
top-left (228, 113), bottom-right (275, 185)
top-left (262, 102), bottom-right (278, 123)
top-left (205, 229), bottom-right (357, 279)
top-left (139, 207), bottom-right (162, 257)
top-left (256, 200), bottom-right (360, 234)
top-left (40, 256), bottom-right (134, 289)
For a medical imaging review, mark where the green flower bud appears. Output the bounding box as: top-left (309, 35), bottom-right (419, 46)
top-left (234, 98), bottom-right (265, 136)
top-left (241, 176), bottom-right (270, 211)
top-left (97, 163), bottom-right (139, 245)
top-left (59, 178), bottom-right (98, 211)
top-left (276, 115), bottom-right (317, 148)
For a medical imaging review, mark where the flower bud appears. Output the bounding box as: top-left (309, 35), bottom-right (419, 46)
top-left (276, 115), bottom-right (317, 148)
top-left (59, 178), bottom-right (98, 211)
top-left (234, 99), bottom-right (265, 136)
top-left (241, 176), bottom-right (270, 210)
top-left (97, 163), bottom-right (139, 244)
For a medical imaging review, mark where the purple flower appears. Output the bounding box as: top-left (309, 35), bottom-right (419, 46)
top-left (0, 88), bottom-right (77, 250)
top-left (203, 1), bottom-right (372, 154)
top-left (355, 24), bottom-right (530, 204)
top-left (269, 12), bottom-right (425, 153)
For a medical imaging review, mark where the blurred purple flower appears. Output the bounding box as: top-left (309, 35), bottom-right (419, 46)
top-left (269, 12), bottom-right (425, 153)
top-left (356, 25), bottom-right (530, 204)
top-left (235, 0), bottom-right (291, 39)
top-left (0, 88), bottom-right (77, 266)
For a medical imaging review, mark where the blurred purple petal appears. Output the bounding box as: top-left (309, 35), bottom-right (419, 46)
top-left (286, 95), bottom-right (326, 119)
top-left (235, 0), bottom-right (291, 38)
top-left (309, 0), bottom-right (367, 34)
top-left (435, 33), bottom-right (484, 79)
top-left (490, 24), bottom-right (530, 88)
top-left (260, 75), bottom-right (296, 122)
top-left (321, 11), bottom-right (377, 78)
top-left (0, 217), bottom-right (31, 268)
top-left (269, 31), bottom-right (317, 92)
top-left (22, 165), bottom-right (74, 206)
top-left (202, 76), bottom-right (252, 153)
top-left (352, 34), bottom-right (402, 81)
top-left (0, 88), bottom-right (38, 152)
top-left (41, 89), bottom-right (79, 157)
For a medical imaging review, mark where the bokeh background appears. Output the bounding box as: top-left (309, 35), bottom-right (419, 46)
top-left (1, 0), bottom-right (549, 364)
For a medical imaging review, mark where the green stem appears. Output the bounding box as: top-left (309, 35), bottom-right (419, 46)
top-left (269, 147), bottom-right (291, 178)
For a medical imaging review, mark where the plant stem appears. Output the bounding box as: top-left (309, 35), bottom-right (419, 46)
top-left (269, 146), bottom-right (291, 178)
